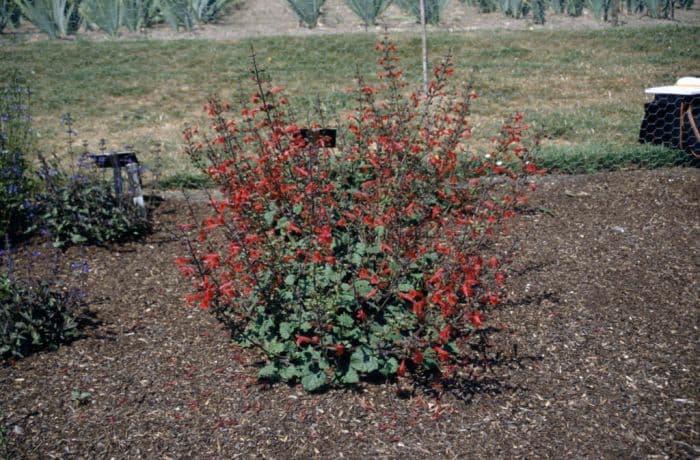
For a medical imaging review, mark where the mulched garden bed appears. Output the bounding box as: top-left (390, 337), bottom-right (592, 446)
top-left (1, 167), bottom-right (698, 459)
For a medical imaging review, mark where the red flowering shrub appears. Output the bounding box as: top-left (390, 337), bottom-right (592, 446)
top-left (177, 38), bottom-right (541, 392)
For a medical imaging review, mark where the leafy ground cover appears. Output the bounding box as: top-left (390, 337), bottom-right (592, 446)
top-left (1, 25), bottom-right (698, 179)
top-left (0, 167), bottom-right (697, 458)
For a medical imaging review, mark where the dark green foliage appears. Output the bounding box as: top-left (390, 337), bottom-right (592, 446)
top-left (0, 272), bottom-right (85, 359)
top-left (31, 154), bottom-right (150, 248)
top-left (0, 74), bottom-right (33, 243)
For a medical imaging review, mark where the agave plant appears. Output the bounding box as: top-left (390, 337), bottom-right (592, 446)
top-left (566, 0), bottom-right (584, 15)
top-left (122, 0), bottom-right (157, 31)
top-left (286, 0), bottom-right (326, 28)
top-left (79, 0), bottom-right (123, 36)
top-left (159, 0), bottom-right (233, 31)
top-left (532, 0), bottom-right (545, 22)
top-left (344, 0), bottom-right (392, 26)
top-left (1, 0), bottom-right (22, 33)
top-left (191, 0), bottom-right (233, 23)
top-left (14, 0), bottom-right (81, 38)
top-left (496, 0), bottom-right (525, 17)
top-left (395, 0), bottom-right (450, 25)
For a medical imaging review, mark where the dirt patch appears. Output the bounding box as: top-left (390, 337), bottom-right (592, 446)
top-left (4, 0), bottom-right (699, 42)
top-left (1, 167), bottom-right (698, 458)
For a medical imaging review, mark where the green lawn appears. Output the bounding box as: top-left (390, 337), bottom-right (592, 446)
top-left (2, 26), bottom-right (698, 180)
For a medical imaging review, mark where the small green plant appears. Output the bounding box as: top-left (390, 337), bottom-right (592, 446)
top-left (395, 0), bottom-right (450, 24)
top-left (70, 389), bottom-right (91, 404)
top-left (0, 73), bottom-right (33, 243)
top-left (0, 264), bottom-right (86, 359)
top-left (286, 0), bottom-right (325, 28)
top-left (32, 153), bottom-right (150, 248)
top-left (79, 0), bottom-right (124, 37)
top-left (344, 0), bottom-right (392, 26)
top-left (14, 0), bottom-right (81, 39)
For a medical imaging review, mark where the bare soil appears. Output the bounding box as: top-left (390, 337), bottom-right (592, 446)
top-left (1, 166), bottom-right (698, 458)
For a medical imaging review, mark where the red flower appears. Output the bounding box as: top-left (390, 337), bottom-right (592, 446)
top-left (295, 335), bottom-right (319, 347)
top-left (356, 309), bottom-right (368, 321)
top-left (412, 350), bottom-right (424, 365)
top-left (495, 272), bottom-right (505, 287)
top-left (433, 346), bottom-right (450, 362)
top-left (488, 256), bottom-right (499, 269)
top-left (397, 359), bottom-right (407, 376)
top-left (315, 225), bottom-right (333, 246)
top-left (202, 253), bottom-right (221, 270)
top-left (469, 311), bottom-right (483, 328)
top-left (358, 268), bottom-right (371, 280)
top-left (438, 325), bottom-right (451, 344)
top-left (334, 344), bottom-right (346, 357)
top-left (268, 86), bottom-right (285, 94)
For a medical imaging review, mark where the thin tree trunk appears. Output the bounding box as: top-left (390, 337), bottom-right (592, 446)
top-left (420, 0), bottom-right (428, 95)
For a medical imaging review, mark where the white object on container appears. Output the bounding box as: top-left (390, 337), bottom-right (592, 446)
top-left (645, 77), bottom-right (700, 96)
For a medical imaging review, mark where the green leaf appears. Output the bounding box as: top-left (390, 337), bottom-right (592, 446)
top-left (350, 347), bottom-right (379, 374)
top-left (279, 322), bottom-right (294, 340)
top-left (379, 357), bottom-right (399, 377)
top-left (301, 369), bottom-right (326, 392)
top-left (354, 280), bottom-right (372, 297)
top-left (337, 313), bottom-right (354, 328)
top-left (340, 367), bottom-right (359, 384)
top-left (265, 340), bottom-right (285, 355)
top-left (258, 363), bottom-right (280, 380)
top-left (350, 252), bottom-right (363, 266)
top-left (70, 234), bottom-right (87, 244)
top-left (284, 274), bottom-right (296, 286)
top-left (263, 209), bottom-right (276, 227)
top-left (398, 282), bottom-right (414, 292)
top-left (279, 365), bottom-right (300, 381)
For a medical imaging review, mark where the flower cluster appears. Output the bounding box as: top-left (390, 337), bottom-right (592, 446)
top-left (178, 39), bottom-right (541, 392)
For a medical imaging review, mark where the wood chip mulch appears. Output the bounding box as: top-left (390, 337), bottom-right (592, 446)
top-left (1, 167), bottom-right (698, 459)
